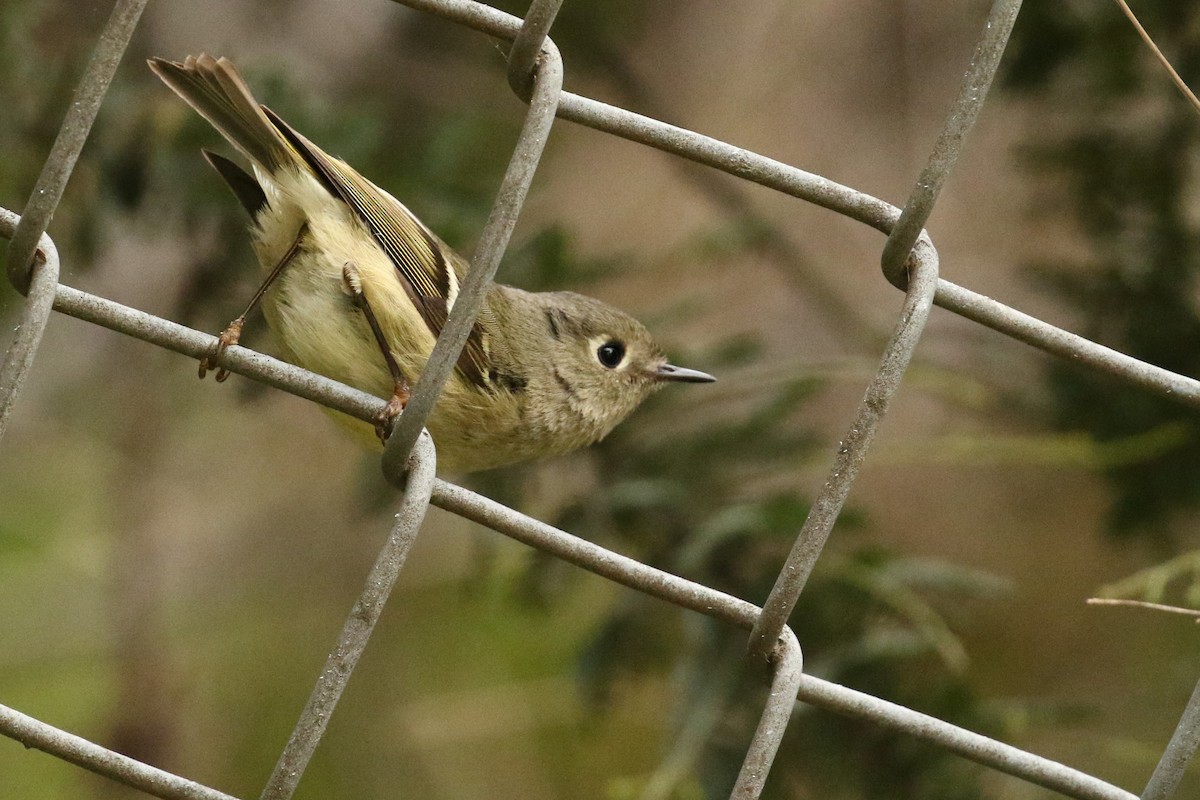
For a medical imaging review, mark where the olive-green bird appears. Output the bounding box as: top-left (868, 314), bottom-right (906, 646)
top-left (150, 54), bottom-right (714, 473)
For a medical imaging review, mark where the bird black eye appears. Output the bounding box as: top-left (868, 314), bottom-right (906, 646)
top-left (596, 340), bottom-right (626, 368)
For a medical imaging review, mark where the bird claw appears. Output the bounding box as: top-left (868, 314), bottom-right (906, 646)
top-left (199, 318), bottom-right (245, 381)
top-left (374, 381), bottom-right (411, 443)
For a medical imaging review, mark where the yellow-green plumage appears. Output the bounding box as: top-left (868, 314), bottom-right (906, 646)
top-left (150, 54), bottom-right (714, 473)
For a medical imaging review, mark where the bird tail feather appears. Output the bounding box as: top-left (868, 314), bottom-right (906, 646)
top-left (149, 54), bottom-right (292, 174)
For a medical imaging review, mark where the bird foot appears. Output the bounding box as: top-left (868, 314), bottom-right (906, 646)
top-left (198, 318), bottom-right (245, 382)
top-left (374, 379), bottom-right (411, 443)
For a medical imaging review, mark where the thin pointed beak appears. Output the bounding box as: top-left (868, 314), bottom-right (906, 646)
top-left (655, 363), bottom-right (716, 383)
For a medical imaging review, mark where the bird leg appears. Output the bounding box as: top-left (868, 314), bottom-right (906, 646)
top-left (341, 262), bottom-right (410, 442)
top-left (199, 223), bottom-right (308, 381)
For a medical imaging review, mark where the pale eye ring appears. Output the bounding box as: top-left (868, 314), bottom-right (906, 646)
top-left (596, 340), bottom-right (626, 369)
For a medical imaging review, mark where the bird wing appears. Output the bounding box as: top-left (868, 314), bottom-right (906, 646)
top-left (262, 107), bottom-right (496, 391)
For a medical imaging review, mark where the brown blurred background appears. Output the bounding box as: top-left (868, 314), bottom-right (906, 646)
top-left (2, 1), bottom-right (1199, 798)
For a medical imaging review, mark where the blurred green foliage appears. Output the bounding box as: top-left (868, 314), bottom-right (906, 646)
top-left (1004, 4), bottom-right (1200, 537)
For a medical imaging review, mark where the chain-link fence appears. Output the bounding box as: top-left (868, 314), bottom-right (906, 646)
top-left (2, 1), bottom-right (1198, 799)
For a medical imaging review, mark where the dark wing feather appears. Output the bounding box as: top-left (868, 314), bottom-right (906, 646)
top-left (261, 107), bottom-right (497, 391)
top-left (202, 149), bottom-right (268, 217)
top-left (417, 297), bottom-right (490, 388)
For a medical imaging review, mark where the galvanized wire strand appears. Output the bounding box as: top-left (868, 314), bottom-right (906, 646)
top-left (0, 703), bottom-right (242, 800)
top-left (747, 237), bottom-right (939, 661)
top-left (2, 0), bottom-right (145, 445)
top-left (0, 209), bottom-right (59, 446)
top-left (429, 478), bottom-right (761, 628)
top-left (4, 232), bottom-right (382, 451)
top-left (796, 674), bottom-right (1139, 800)
top-left (4, 0), bottom-right (148, 295)
top-left (506, 0), bottom-right (563, 100)
top-left (1141, 669), bottom-right (1200, 800)
top-left (934, 279), bottom-right (1200, 408)
top-left (731, 628), bottom-right (804, 800)
top-left (379, 30), bottom-right (564, 485)
top-left (49, 282), bottom-right (386, 424)
top-left (259, 433), bottom-right (437, 800)
top-left (880, 0), bottom-right (1022, 287)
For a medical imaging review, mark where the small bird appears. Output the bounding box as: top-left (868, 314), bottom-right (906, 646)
top-left (149, 54), bottom-right (714, 473)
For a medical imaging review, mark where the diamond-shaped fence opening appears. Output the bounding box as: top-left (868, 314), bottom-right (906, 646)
top-left (2, 1), bottom-right (1199, 799)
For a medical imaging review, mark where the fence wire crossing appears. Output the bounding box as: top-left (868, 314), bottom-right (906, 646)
top-left (1, 0), bottom-right (1198, 798)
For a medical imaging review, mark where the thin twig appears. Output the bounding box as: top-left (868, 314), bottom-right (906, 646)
top-left (1087, 597), bottom-right (1200, 622)
top-left (1112, 0), bottom-right (1200, 116)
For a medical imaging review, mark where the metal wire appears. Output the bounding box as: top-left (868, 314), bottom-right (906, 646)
top-left (748, 236), bottom-right (939, 660)
top-left (0, 209), bottom-right (59, 445)
top-left (4, 0), bottom-right (147, 295)
top-left (0, 703), bottom-right (241, 800)
top-left (429, 479), bottom-right (761, 627)
top-left (731, 629), bottom-right (805, 800)
top-left (3, 0), bottom-right (1199, 799)
top-left (880, 0), bottom-right (1023, 287)
top-left (1141, 669), bottom-right (1200, 800)
top-left (52, 283), bottom-right (386, 422)
top-left (794, 676), bottom-right (1140, 800)
top-left (506, 0), bottom-right (562, 100)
